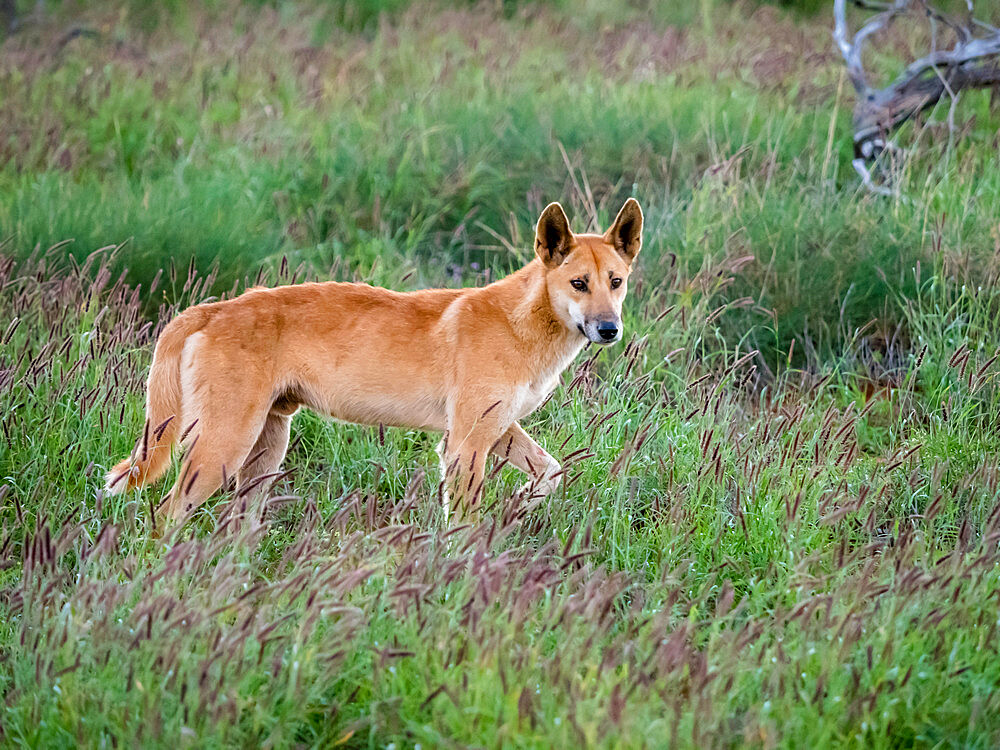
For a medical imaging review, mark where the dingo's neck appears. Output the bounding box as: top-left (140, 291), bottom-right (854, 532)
top-left (496, 259), bottom-right (586, 375)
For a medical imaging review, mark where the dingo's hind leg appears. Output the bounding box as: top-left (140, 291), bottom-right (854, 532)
top-left (230, 411), bottom-right (293, 517)
top-left (158, 378), bottom-right (271, 525)
top-left (161, 422), bottom-right (265, 524)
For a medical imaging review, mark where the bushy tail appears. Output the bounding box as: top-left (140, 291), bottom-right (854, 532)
top-left (105, 313), bottom-right (202, 495)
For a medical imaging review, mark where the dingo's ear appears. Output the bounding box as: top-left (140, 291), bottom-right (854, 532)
top-left (605, 198), bottom-right (643, 265)
top-left (535, 202), bottom-right (573, 268)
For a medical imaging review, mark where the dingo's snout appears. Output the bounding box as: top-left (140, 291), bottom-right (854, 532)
top-left (596, 319), bottom-right (620, 342)
top-left (579, 317), bottom-right (620, 345)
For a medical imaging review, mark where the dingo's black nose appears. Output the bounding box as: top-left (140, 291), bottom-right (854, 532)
top-left (597, 321), bottom-right (619, 341)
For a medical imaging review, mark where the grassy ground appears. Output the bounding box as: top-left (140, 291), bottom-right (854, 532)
top-left (3, 1), bottom-right (1000, 747)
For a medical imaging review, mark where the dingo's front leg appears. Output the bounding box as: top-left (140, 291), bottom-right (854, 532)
top-left (493, 422), bottom-right (563, 498)
top-left (438, 431), bottom-right (491, 524)
top-left (440, 399), bottom-right (512, 524)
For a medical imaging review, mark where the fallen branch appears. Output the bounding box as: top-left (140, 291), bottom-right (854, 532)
top-left (833, 0), bottom-right (1000, 188)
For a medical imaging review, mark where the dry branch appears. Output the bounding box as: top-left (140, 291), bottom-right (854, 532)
top-left (833, 0), bottom-right (1000, 189)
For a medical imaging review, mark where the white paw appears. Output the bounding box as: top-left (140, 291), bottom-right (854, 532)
top-left (104, 465), bottom-right (138, 495)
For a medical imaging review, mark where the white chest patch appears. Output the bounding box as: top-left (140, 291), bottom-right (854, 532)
top-left (514, 339), bottom-right (586, 419)
top-left (514, 380), bottom-right (553, 419)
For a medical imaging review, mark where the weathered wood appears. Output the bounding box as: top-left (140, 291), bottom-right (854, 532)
top-left (833, 0), bottom-right (1000, 175)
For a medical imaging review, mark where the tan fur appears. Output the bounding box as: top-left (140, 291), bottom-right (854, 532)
top-left (106, 199), bottom-right (643, 525)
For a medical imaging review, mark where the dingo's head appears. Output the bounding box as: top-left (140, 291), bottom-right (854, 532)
top-left (535, 198), bottom-right (643, 345)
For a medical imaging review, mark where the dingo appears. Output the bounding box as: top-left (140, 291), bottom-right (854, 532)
top-left (107, 199), bottom-right (643, 524)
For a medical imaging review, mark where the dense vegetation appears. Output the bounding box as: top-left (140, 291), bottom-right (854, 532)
top-left (3, 1), bottom-right (1000, 747)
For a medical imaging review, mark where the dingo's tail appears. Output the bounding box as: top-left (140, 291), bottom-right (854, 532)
top-left (105, 314), bottom-right (202, 495)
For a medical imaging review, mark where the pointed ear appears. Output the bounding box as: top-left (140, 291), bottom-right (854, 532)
top-left (534, 202), bottom-right (574, 269)
top-left (604, 198), bottom-right (643, 265)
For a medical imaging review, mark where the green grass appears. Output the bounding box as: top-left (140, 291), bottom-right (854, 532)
top-left (4, 1), bottom-right (1000, 747)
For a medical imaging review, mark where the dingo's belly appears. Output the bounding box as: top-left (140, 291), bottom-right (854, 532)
top-left (313, 386), bottom-right (447, 431)
top-left (287, 352), bottom-right (449, 431)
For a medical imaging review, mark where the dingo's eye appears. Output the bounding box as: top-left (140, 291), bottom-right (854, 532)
top-left (610, 277), bottom-right (623, 289)
top-left (570, 279), bottom-right (588, 292)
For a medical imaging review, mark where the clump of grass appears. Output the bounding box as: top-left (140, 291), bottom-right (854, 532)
top-left (4, 234), bottom-right (1000, 746)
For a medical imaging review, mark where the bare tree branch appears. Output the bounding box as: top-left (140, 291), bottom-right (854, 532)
top-left (833, 0), bottom-right (1000, 190)
top-left (853, 158), bottom-right (898, 196)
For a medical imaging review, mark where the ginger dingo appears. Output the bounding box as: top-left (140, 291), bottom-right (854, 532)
top-left (107, 199), bottom-right (643, 524)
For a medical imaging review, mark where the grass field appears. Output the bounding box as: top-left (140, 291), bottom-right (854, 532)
top-left (4, 0), bottom-right (1000, 747)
